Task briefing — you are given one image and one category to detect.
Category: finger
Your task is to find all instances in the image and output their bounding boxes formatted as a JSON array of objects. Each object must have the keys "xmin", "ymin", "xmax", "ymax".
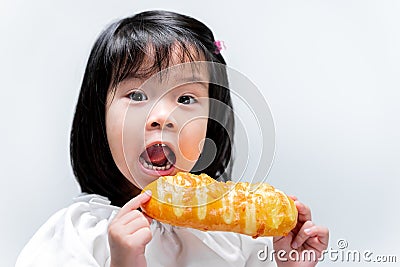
[
  {"xmin": 301, "ymin": 242, "xmax": 322, "ymax": 263},
  {"xmin": 291, "ymin": 220, "xmax": 314, "ymax": 249},
  {"xmin": 304, "ymin": 236, "xmax": 327, "ymax": 254},
  {"xmin": 143, "ymin": 213, "xmax": 153, "ymax": 224},
  {"xmin": 129, "ymin": 227, "xmax": 153, "ymax": 247},
  {"xmin": 115, "ymin": 191, "xmax": 152, "ymax": 220},
  {"xmin": 118, "ymin": 210, "xmax": 143, "ymax": 225},
  {"xmin": 303, "ymin": 226, "xmax": 330, "ymax": 248},
  {"xmin": 125, "ymin": 216, "xmax": 151, "ymax": 235},
  {"xmin": 273, "ymin": 236, "xmax": 285, "ymax": 243},
  {"xmin": 294, "ymin": 200, "xmax": 312, "ymax": 222}
]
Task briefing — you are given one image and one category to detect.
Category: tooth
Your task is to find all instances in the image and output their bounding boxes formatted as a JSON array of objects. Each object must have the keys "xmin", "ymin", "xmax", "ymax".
[{"xmin": 161, "ymin": 144, "xmax": 166, "ymax": 147}]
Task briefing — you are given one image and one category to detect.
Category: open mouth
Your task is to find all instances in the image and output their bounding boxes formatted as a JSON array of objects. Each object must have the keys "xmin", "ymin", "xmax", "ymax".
[{"xmin": 139, "ymin": 143, "xmax": 176, "ymax": 171}]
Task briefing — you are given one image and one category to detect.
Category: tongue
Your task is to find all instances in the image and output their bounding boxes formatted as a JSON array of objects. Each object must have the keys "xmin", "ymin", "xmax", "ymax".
[{"xmin": 142, "ymin": 145, "xmax": 170, "ymax": 166}]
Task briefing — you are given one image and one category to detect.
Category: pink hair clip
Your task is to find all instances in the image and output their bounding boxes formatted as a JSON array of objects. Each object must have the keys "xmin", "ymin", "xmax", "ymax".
[{"xmin": 213, "ymin": 40, "xmax": 226, "ymax": 54}]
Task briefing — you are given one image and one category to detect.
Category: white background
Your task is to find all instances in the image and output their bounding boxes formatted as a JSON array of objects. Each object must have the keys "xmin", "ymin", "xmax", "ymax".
[{"xmin": 1, "ymin": 0, "xmax": 399, "ymax": 266}]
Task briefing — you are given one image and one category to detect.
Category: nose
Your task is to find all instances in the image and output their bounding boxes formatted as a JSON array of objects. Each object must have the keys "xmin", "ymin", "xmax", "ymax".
[{"xmin": 146, "ymin": 102, "xmax": 177, "ymax": 131}]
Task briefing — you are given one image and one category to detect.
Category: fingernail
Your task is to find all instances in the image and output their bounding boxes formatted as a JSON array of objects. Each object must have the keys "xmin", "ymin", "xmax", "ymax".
[
  {"xmin": 144, "ymin": 190, "xmax": 152, "ymax": 196},
  {"xmin": 304, "ymin": 228, "xmax": 312, "ymax": 235},
  {"xmin": 292, "ymin": 242, "xmax": 298, "ymax": 249}
]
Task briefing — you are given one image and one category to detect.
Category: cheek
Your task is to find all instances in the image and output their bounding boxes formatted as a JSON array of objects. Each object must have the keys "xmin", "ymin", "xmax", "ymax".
[
  {"xmin": 123, "ymin": 108, "xmax": 147, "ymax": 161},
  {"xmin": 178, "ymin": 117, "xmax": 208, "ymax": 161},
  {"xmin": 106, "ymin": 107, "xmax": 125, "ymax": 170},
  {"xmin": 106, "ymin": 102, "xmax": 145, "ymax": 178}
]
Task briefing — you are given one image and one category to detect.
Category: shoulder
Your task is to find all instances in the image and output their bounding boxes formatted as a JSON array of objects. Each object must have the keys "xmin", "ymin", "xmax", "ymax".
[{"xmin": 16, "ymin": 194, "xmax": 119, "ymax": 267}]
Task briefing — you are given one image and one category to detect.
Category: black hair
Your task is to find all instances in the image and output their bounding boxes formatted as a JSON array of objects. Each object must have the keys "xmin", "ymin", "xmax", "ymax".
[{"xmin": 70, "ymin": 10, "xmax": 234, "ymax": 207}]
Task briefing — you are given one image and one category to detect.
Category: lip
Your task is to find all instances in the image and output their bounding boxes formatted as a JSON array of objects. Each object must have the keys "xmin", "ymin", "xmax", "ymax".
[
  {"xmin": 138, "ymin": 140, "xmax": 177, "ymax": 177},
  {"xmin": 144, "ymin": 140, "xmax": 176, "ymax": 152},
  {"xmin": 139, "ymin": 159, "xmax": 176, "ymax": 176}
]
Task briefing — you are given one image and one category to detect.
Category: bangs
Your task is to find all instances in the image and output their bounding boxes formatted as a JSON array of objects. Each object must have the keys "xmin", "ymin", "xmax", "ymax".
[{"xmin": 106, "ymin": 22, "xmax": 210, "ymax": 89}]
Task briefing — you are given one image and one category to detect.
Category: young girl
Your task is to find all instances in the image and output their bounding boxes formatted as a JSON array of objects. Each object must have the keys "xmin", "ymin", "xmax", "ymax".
[{"xmin": 16, "ymin": 10, "xmax": 328, "ymax": 267}]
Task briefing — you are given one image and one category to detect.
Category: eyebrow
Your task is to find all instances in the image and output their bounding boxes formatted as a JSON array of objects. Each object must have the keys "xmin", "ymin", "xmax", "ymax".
[
  {"xmin": 121, "ymin": 73, "xmax": 209, "ymax": 90},
  {"xmin": 178, "ymin": 75, "xmax": 209, "ymax": 89}
]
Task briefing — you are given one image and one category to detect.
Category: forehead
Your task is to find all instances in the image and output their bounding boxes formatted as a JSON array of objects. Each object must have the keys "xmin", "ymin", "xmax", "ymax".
[
  {"xmin": 135, "ymin": 43, "xmax": 208, "ymax": 76},
  {"xmin": 120, "ymin": 45, "xmax": 210, "ymax": 89},
  {"xmin": 126, "ymin": 63, "xmax": 209, "ymax": 85},
  {"xmin": 109, "ymin": 42, "xmax": 212, "ymax": 93}
]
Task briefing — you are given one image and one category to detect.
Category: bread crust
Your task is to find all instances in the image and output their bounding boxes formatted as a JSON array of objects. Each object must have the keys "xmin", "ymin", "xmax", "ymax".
[{"xmin": 141, "ymin": 172, "xmax": 297, "ymax": 238}]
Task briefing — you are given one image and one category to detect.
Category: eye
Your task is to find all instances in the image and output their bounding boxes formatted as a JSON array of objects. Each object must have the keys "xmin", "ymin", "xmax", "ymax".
[
  {"xmin": 177, "ymin": 95, "xmax": 197, "ymax": 105},
  {"xmin": 129, "ymin": 90, "xmax": 148, "ymax": 102}
]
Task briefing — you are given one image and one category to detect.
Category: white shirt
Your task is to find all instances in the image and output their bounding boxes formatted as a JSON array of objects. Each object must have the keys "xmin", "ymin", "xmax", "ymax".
[{"xmin": 16, "ymin": 194, "xmax": 277, "ymax": 267}]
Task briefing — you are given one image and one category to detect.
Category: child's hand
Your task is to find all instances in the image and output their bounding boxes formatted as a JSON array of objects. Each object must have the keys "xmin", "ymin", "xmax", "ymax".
[
  {"xmin": 108, "ymin": 192, "xmax": 153, "ymax": 267},
  {"xmin": 273, "ymin": 196, "xmax": 329, "ymax": 267}
]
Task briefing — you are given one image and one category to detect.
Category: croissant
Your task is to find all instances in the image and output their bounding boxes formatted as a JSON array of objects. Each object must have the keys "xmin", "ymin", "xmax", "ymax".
[{"xmin": 141, "ymin": 172, "xmax": 297, "ymax": 238}]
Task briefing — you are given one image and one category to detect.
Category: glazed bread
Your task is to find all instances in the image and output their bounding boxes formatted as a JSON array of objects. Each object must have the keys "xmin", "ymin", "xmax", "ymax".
[{"xmin": 141, "ymin": 172, "xmax": 297, "ymax": 238}]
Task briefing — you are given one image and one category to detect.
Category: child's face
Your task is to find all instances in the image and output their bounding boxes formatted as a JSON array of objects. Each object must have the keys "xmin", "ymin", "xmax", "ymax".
[{"xmin": 106, "ymin": 62, "xmax": 209, "ymax": 190}]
